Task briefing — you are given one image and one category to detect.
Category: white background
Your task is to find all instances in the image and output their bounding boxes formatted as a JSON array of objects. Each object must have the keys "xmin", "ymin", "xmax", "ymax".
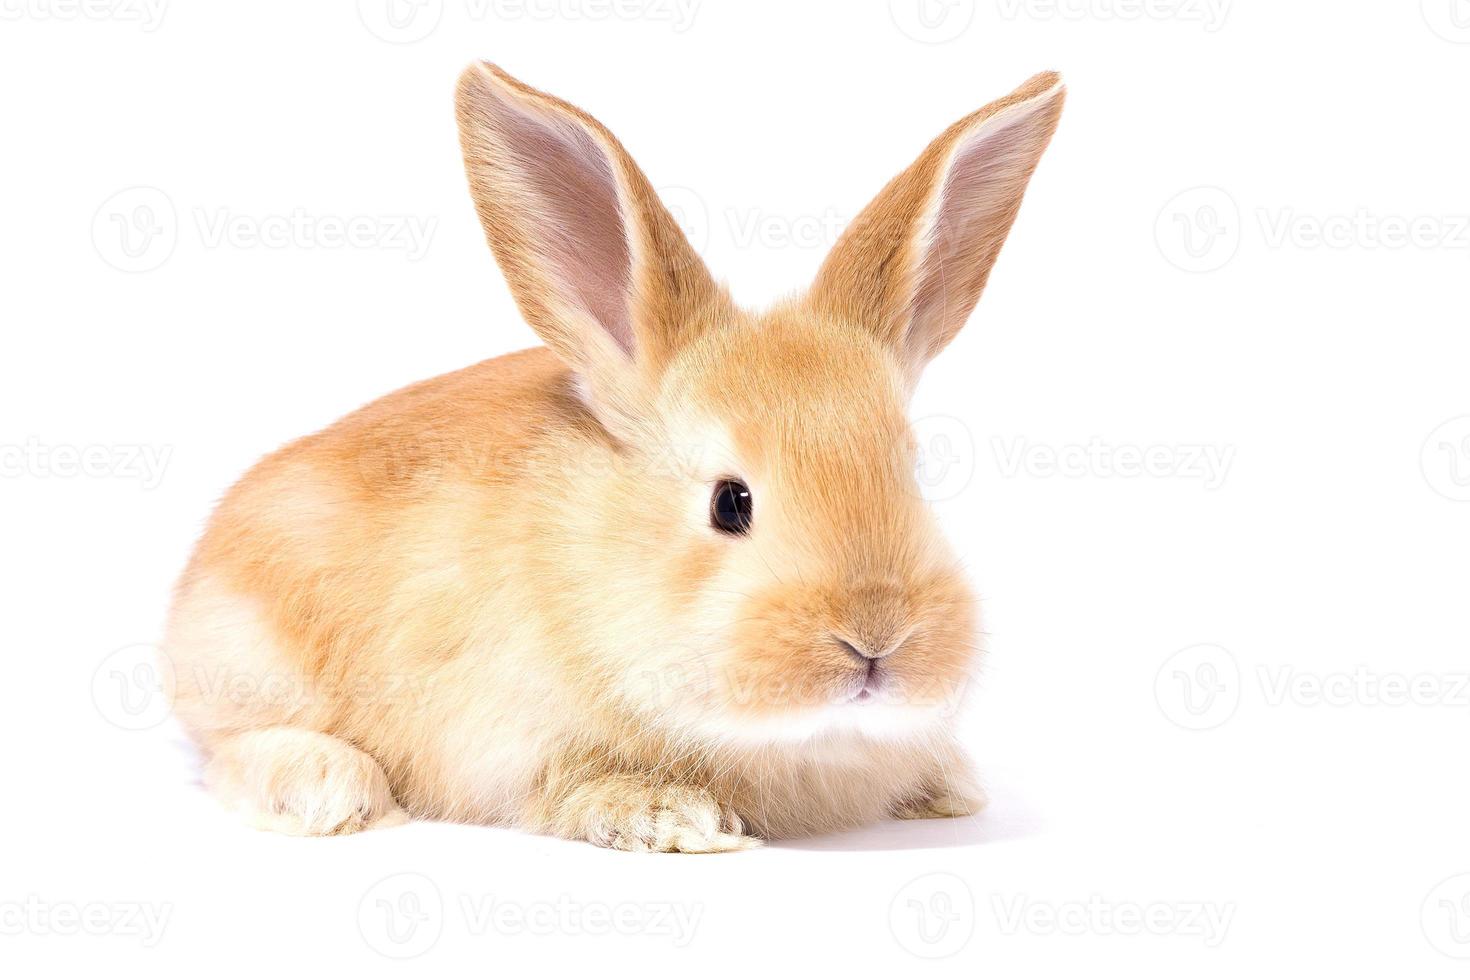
[{"xmin": 3, "ymin": 0, "xmax": 1469, "ymax": 975}]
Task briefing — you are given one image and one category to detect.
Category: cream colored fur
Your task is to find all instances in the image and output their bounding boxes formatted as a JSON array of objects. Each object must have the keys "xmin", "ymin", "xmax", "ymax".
[{"xmin": 162, "ymin": 63, "xmax": 1064, "ymax": 851}]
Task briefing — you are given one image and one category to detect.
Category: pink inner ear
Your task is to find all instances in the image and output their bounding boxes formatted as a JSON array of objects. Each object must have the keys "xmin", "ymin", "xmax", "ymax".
[
  {"xmin": 909, "ymin": 103, "xmax": 1050, "ymax": 365},
  {"xmin": 494, "ymin": 97, "xmax": 634, "ymax": 354}
]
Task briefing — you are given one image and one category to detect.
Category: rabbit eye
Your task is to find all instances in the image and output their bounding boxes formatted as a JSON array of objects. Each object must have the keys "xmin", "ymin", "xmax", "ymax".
[{"xmin": 710, "ymin": 479, "xmax": 753, "ymax": 536}]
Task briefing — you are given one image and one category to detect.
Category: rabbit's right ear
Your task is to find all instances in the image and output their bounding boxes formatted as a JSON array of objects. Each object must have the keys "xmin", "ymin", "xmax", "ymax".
[{"xmin": 456, "ymin": 63, "xmax": 721, "ymax": 434}]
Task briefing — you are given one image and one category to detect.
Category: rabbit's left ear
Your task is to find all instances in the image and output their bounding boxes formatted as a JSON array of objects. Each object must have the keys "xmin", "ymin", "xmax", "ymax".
[{"xmin": 806, "ymin": 73, "xmax": 1065, "ymax": 387}]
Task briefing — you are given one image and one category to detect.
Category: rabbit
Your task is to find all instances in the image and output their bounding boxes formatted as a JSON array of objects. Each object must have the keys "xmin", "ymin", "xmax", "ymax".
[{"xmin": 161, "ymin": 62, "xmax": 1064, "ymax": 851}]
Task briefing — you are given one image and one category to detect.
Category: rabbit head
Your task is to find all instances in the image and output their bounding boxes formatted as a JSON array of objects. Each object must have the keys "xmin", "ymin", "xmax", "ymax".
[{"xmin": 456, "ymin": 63, "xmax": 1064, "ymax": 745}]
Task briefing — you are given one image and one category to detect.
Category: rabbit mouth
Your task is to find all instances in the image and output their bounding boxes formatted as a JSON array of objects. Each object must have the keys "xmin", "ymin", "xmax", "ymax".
[{"xmin": 849, "ymin": 663, "xmax": 889, "ymax": 704}]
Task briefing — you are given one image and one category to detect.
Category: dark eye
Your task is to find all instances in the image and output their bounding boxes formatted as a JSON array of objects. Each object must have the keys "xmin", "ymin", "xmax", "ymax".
[{"xmin": 710, "ymin": 479, "xmax": 753, "ymax": 536}]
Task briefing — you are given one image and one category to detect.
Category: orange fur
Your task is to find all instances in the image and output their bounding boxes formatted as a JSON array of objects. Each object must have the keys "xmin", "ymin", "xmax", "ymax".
[{"xmin": 163, "ymin": 63, "xmax": 1065, "ymax": 850}]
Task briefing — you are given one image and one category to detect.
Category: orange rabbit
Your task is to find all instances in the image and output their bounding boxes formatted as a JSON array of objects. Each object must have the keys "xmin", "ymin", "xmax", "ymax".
[{"xmin": 163, "ymin": 63, "xmax": 1065, "ymax": 851}]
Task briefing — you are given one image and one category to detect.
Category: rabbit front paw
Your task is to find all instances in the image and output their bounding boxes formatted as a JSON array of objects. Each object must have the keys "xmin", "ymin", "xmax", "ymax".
[
  {"xmin": 552, "ymin": 778, "xmax": 760, "ymax": 853},
  {"xmin": 892, "ymin": 785, "xmax": 988, "ymax": 820},
  {"xmin": 204, "ymin": 727, "xmax": 407, "ymax": 836}
]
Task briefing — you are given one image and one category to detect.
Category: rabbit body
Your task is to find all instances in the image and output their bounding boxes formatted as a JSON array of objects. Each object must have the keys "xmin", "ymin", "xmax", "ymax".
[{"xmin": 163, "ymin": 63, "xmax": 1064, "ymax": 850}]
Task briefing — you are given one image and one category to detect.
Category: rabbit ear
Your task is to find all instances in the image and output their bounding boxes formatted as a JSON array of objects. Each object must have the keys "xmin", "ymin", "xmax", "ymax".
[
  {"xmin": 456, "ymin": 62, "xmax": 720, "ymax": 428},
  {"xmin": 806, "ymin": 72, "xmax": 1065, "ymax": 387}
]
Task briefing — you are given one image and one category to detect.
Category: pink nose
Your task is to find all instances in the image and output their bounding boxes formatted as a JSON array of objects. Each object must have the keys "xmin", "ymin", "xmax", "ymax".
[
  {"xmin": 834, "ymin": 635, "xmax": 892, "ymax": 661},
  {"xmin": 834, "ymin": 582, "xmax": 911, "ymax": 659}
]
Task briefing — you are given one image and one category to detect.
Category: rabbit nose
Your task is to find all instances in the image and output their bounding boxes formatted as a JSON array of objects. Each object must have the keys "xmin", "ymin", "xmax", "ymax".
[
  {"xmin": 834, "ymin": 635, "xmax": 897, "ymax": 662},
  {"xmin": 835, "ymin": 582, "xmax": 911, "ymax": 660}
]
